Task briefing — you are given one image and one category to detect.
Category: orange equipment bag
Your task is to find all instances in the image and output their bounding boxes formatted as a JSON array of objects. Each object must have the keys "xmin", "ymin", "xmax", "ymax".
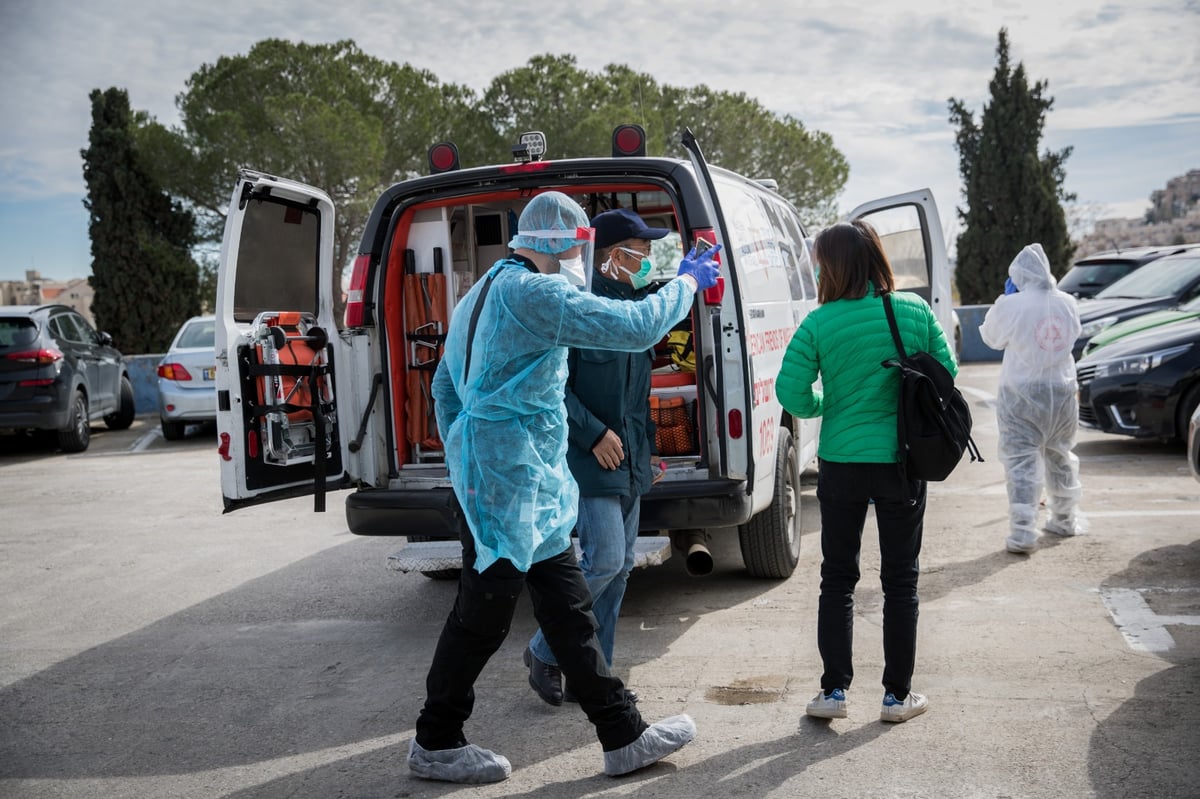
[{"xmin": 650, "ymin": 394, "xmax": 695, "ymax": 456}]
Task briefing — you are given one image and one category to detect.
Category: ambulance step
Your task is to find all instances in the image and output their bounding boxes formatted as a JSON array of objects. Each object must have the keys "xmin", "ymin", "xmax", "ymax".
[{"xmin": 387, "ymin": 536, "xmax": 673, "ymax": 573}]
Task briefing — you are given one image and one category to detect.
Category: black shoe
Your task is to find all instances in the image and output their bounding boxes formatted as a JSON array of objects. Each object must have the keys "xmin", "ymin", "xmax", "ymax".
[
  {"xmin": 523, "ymin": 647, "xmax": 563, "ymax": 706},
  {"xmin": 563, "ymin": 684, "xmax": 638, "ymax": 705}
]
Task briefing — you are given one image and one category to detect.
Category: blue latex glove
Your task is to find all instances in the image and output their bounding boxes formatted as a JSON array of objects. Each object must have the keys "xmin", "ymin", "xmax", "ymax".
[
  {"xmin": 1004, "ymin": 276, "xmax": 1019, "ymax": 295},
  {"xmin": 677, "ymin": 243, "xmax": 722, "ymax": 290}
]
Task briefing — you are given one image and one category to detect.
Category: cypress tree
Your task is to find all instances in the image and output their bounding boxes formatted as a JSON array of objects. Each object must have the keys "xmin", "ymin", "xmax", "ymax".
[
  {"xmin": 948, "ymin": 29, "xmax": 1075, "ymax": 305},
  {"xmin": 82, "ymin": 87, "xmax": 200, "ymax": 353}
]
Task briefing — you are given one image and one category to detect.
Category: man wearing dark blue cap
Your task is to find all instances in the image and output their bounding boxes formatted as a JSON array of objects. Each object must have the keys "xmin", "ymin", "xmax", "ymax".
[{"xmin": 524, "ymin": 207, "xmax": 673, "ymax": 706}]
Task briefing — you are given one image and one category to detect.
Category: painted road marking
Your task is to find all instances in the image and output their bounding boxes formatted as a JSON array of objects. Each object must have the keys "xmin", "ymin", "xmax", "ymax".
[{"xmin": 1099, "ymin": 587, "xmax": 1200, "ymax": 653}]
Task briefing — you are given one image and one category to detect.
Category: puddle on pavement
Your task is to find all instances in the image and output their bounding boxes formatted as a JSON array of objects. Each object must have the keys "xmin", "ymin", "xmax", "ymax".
[{"xmin": 705, "ymin": 675, "xmax": 787, "ymax": 705}]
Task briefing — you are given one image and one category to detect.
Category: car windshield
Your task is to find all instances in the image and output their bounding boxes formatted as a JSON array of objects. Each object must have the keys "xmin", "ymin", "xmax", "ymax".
[
  {"xmin": 1095, "ymin": 256, "xmax": 1200, "ymax": 300},
  {"xmin": 176, "ymin": 319, "xmax": 216, "ymax": 349},
  {"xmin": 0, "ymin": 317, "xmax": 39, "ymax": 350},
  {"xmin": 1058, "ymin": 262, "xmax": 1132, "ymax": 291}
]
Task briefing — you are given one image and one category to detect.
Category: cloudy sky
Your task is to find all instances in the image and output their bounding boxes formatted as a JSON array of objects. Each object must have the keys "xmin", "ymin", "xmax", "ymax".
[{"xmin": 1, "ymin": 0, "xmax": 1197, "ymax": 282}]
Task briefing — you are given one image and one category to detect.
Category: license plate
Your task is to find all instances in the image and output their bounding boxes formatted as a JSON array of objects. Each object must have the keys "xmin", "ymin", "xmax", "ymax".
[{"xmin": 203, "ymin": 367, "xmax": 216, "ymax": 380}]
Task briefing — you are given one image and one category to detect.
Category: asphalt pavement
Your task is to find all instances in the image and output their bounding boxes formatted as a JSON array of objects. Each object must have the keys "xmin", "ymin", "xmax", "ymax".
[{"xmin": 0, "ymin": 363, "xmax": 1197, "ymax": 798}]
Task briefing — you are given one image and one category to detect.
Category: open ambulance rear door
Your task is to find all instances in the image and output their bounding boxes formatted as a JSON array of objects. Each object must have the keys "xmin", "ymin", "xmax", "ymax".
[
  {"xmin": 214, "ymin": 170, "xmax": 350, "ymax": 513},
  {"xmin": 848, "ymin": 190, "xmax": 954, "ymax": 343}
]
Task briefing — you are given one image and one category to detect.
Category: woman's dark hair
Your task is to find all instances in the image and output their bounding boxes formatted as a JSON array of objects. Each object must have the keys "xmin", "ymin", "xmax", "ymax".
[{"xmin": 812, "ymin": 220, "xmax": 896, "ymax": 304}]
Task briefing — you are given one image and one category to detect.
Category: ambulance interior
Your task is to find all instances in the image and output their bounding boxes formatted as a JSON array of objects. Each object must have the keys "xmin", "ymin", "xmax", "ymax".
[{"xmin": 381, "ymin": 187, "xmax": 707, "ymax": 475}]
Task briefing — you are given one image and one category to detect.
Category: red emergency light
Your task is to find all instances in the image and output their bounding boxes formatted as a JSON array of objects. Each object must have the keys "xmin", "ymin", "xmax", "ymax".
[
  {"xmin": 612, "ymin": 124, "xmax": 646, "ymax": 157},
  {"xmin": 428, "ymin": 142, "xmax": 460, "ymax": 174},
  {"xmin": 344, "ymin": 253, "xmax": 371, "ymax": 328}
]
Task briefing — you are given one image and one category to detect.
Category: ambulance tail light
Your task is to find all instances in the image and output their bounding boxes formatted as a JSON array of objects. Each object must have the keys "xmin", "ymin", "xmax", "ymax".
[
  {"xmin": 344, "ymin": 254, "xmax": 370, "ymax": 328},
  {"xmin": 428, "ymin": 142, "xmax": 460, "ymax": 174},
  {"xmin": 728, "ymin": 409, "xmax": 744, "ymax": 439},
  {"xmin": 612, "ymin": 124, "xmax": 647, "ymax": 157}
]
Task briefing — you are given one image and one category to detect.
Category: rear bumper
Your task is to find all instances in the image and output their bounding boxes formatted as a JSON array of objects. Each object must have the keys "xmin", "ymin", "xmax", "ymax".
[
  {"xmin": 345, "ymin": 477, "xmax": 750, "ymax": 537},
  {"xmin": 0, "ymin": 394, "xmax": 72, "ymax": 431},
  {"xmin": 158, "ymin": 380, "xmax": 217, "ymax": 421}
]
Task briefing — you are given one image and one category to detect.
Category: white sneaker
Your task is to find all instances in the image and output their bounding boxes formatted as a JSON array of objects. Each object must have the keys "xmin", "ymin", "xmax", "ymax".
[
  {"xmin": 880, "ymin": 691, "xmax": 928, "ymax": 723},
  {"xmin": 805, "ymin": 688, "xmax": 847, "ymax": 719}
]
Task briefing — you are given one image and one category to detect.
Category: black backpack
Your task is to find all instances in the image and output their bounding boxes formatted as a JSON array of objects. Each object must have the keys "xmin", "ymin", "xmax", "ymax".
[{"xmin": 881, "ymin": 293, "xmax": 982, "ymax": 481}]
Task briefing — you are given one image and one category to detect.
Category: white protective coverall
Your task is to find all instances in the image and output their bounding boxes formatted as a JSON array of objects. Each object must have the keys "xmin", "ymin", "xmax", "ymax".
[{"xmin": 979, "ymin": 244, "xmax": 1085, "ymax": 551}]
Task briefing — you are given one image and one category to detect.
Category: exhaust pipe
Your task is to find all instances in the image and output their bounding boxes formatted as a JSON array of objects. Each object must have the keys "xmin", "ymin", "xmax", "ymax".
[{"xmin": 672, "ymin": 530, "xmax": 713, "ymax": 576}]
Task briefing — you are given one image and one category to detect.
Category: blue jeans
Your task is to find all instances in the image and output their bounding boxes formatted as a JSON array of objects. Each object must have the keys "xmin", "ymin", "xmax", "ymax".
[
  {"xmin": 530, "ymin": 493, "xmax": 640, "ymax": 668},
  {"xmin": 815, "ymin": 459, "xmax": 925, "ymax": 700}
]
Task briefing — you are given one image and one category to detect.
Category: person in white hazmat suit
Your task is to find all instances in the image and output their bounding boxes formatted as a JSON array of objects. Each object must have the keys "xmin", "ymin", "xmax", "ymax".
[
  {"xmin": 979, "ymin": 243, "xmax": 1086, "ymax": 554},
  {"xmin": 407, "ymin": 191, "xmax": 721, "ymax": 784}
]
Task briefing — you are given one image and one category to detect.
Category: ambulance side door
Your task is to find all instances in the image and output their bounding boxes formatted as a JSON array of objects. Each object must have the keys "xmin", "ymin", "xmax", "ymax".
[
  {"xmin": 847, "ymin": 189, "xmax": 954, "ymax": 342},
  {"xmin": 214, "ymin": 170, "xmax": 350, "ymax": 512}
]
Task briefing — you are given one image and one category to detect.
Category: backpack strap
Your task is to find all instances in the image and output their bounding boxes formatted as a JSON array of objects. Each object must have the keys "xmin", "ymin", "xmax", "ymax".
[
  {"xmin": 882, "ymin": 292, "xmax": 907, "ymax": 359},
  {"xmin": 463, "ymin": 268, "xmax": 498, "ymax": 384}
]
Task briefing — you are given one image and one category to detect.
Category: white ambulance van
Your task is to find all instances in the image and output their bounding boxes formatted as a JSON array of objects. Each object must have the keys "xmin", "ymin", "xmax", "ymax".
[{"xmin": 214, "ymin": 126, "xmax": 952, "ymax": 579}]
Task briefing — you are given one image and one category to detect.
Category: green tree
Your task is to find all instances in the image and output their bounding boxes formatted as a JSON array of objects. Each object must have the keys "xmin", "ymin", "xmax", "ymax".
[
  {"xmin": 481, "ymin": 54, "xmax": 847, "ymax": 224},
  {"xmin": 138, "ymin": 39, "xmax": 490, "ymax": 321},
  {"xmin": 82, "ymin": 87, "xmax": 199, "ymax": 354},
  {"xmin": 948, "ymin": 29, "xmax": 1075, "ymax": 304}
]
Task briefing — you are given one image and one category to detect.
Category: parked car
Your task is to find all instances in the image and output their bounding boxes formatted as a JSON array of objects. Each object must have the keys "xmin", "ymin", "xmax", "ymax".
[
  {"xmin": 0, "ymin": 304, "xmax": 134, "ymax": 452},
  {"xmin": 1081, "ymin": 294, "xmax": 1200, "ymax": 358},
  {"xmin": 157, "ymin": 315, "xmax": 217, "ymax": 440},
  {"xmin": 1188, "ymin": 402, "xmax": 1200, "ymax": 482},
  {"xmin": 212, "ymin": 126, "xmax": 955, "ymax": 580},
  {"xmin": 1076, "ymin": 315, "xmax": 1200, "ymax": 441},
  {"xmin": 1073, "ymin": 252, "xmax": 1200, "ymax": 359},
  {"xmin": 1058, "ymin": 243, "xmax": 1200, "ymax": 299}
]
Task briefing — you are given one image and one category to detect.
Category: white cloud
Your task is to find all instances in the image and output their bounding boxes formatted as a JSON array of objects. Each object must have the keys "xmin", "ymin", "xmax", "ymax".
[{"xmin": 0, "ymin": 0, "xmax": 1197, "ymax": 280}]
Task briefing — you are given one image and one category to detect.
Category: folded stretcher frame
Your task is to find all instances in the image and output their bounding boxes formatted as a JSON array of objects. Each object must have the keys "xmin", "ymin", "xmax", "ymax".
[
  {"xmin": 403, "ymin": 247, "xmax": 448, "ymax": 463},
  {"xmin": 248, "ymin": 310, "xmax": 336, "ymax": 510}
]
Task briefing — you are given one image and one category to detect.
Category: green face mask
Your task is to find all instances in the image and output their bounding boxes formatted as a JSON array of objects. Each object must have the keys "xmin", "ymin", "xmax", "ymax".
[{"xmin": 615, "ymin": 247, "xmax": 654, "ymax": 289}]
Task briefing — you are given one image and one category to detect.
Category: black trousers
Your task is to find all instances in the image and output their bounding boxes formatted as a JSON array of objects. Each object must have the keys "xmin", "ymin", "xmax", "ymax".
[
  {"xmin": 815, "ymin": 459, "xmax": 926, "ymax": 699},
  {"xmin": 415, "ymin": 527, "xmax": 647, "ymax": 752}
]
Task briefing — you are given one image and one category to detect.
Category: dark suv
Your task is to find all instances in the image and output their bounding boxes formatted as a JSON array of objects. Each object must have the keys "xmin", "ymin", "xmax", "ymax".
[
  {"xmin": 0, "ymin": 304, "xmax": 135, "ymax": 452},
  {"xmin": 1058, "ymin": 243, "xmax": 1200, "ymax": 299}
]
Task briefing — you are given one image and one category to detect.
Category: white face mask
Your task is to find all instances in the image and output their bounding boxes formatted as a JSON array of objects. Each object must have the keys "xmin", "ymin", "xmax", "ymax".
[{"xmin": 557, "ymin": 255, "xmax": 587, "ymax": 287}]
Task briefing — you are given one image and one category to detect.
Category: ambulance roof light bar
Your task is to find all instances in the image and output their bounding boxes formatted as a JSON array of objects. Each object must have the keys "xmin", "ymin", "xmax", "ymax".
[{"xmin": 512, "ymin": 131, "xmax": 547, "ymax": 163}]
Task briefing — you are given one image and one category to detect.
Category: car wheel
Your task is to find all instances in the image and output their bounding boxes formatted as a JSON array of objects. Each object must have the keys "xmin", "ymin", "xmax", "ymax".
[
  {"xmin": 737, "ymin": 425, "xmax": 802, "ymax": 578},
  {"xmin": 104, "ymin": 376, "xmax": 136, "ymax": 430},
  {"xmin": 161, "ymin": 418, "xmax": 187, "ymax": 441},
  {"xmin": 1176, "ymin": 383, "xmax": 1200, "ymax": 444},
  {"xmin": 58, "ymin": 391, "xmax": 90, "ymax": 453},
  {"xmin": 406, "ymin": 535, "xmax": 462, "ymax": 581}
]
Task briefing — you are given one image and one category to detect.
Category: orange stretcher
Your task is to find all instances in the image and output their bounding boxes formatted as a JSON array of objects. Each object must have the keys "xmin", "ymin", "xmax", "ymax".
[{"xmin": 402, "ymin": 248, "xmax": 448, "ymax": 462}]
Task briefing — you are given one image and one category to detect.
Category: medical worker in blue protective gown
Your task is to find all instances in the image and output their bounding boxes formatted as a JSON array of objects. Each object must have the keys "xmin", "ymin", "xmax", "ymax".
[
  {"xmin": 407, "ymin": 191, "xmax": 721, "ymax": 784},
  {"xmin": 979, "ymin": 243, "xmax": 1086, "ymax": 554}
]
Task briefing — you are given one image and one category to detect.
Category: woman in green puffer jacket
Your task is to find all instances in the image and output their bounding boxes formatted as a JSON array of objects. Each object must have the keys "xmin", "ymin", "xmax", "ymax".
[{"xmin": 776, "ymin": 220, "xmax": 955, "ymax": 725}]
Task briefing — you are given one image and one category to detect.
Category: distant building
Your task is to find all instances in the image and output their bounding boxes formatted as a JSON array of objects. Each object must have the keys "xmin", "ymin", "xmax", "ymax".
[
  {"xmin": 1075, "ymin": 169, "xmax": 1200, "ymax": 260},
  {"xmin": 0, "ymin": 270, "xmax": 96, "ymax": 326}
]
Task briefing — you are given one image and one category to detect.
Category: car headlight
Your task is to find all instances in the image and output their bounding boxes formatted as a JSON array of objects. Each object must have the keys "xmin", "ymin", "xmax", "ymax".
[
  {"xmin": 1080, "ymin": 315, "xmax": 1119, "ymax": 339},
  {"xmin": 1093, "ymin": 344, "xmax": 1192, "ymax": 379}
]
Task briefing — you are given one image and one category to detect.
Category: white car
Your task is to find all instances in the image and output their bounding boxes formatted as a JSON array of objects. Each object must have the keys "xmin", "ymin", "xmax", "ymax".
[{"xmin": 157, "ymin": 315, "xmax": 217, "ymax": 439}]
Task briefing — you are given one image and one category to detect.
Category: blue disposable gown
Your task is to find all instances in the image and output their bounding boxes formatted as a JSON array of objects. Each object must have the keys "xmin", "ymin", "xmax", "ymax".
[{"xmin": 431, "ymin": 257, "xmax": 696, "ymax": 572}]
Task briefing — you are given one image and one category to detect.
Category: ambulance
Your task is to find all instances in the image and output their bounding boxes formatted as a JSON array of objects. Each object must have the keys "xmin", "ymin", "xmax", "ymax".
[{"xmin": 214, "ymin": 126, "xmax": 952, "ymax": 579}]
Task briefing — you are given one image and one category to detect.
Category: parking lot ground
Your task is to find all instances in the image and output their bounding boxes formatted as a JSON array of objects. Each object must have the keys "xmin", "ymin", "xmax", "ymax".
[{"xmin": 0, "ymin": 362, "xmax": 1197, "ymax": 798}]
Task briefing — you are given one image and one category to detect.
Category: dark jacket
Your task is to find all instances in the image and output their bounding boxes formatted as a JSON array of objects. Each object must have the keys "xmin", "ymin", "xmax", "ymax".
[{"xmin": 564, "ymin": 271, "xmax": 656, "ymax": 497}]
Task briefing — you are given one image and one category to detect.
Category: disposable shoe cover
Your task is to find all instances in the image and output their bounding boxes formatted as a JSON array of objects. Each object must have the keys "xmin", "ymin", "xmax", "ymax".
[
  {"xmin": 603, "ymin": 714, "xmax": 696, "ymax": 776},
  {"xmin": 407, "ymin": 738, "xmax": 511, "ymax": 783}
]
